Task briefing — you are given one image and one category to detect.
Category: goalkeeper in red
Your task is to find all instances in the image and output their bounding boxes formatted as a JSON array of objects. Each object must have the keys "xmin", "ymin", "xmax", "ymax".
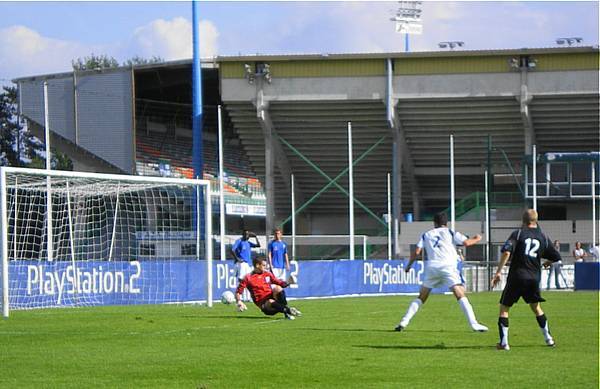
[{"xmin": 235, "ymin": 257, "xmax": 302, "ymax": 320}]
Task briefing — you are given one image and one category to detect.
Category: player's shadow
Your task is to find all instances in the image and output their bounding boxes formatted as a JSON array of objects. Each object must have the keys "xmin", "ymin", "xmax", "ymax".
[
  {"xmin": 299, "ymin": 327, "xmax": 467, "ymax": 334},
  {"xmin": 354, "ymin": 344, "xmax": 490, "ymax": 350},
  {"xmin": 300, "ymin": 327, "xmax": 392, "ymax": 333},
  {"xmin": 181, "ymin": 315, "xmax": 269, "ymax": 320}
]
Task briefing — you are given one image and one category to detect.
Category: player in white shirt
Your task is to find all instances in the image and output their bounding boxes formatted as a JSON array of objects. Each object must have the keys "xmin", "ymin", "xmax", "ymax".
[{"xmin": 395, "ymin": 212, "xmax": 488, "ymax": 332}]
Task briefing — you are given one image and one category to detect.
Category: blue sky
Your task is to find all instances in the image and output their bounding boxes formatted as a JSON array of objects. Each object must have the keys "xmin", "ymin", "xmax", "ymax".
[{"xmin": 0, "ymin": 1, "xmax": 598, "ymax": 84}]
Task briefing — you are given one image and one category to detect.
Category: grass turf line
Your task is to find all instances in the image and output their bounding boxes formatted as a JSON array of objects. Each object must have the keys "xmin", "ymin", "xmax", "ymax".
[{"xmin": 0, "ymin": 291, "xmax": 597, "ymax": 388}]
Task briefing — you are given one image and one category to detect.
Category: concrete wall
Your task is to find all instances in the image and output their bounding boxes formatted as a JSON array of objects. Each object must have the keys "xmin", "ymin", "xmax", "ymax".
[{"xmin": 221, "ymin": 76, "xmax": 387, "ymax": 102}]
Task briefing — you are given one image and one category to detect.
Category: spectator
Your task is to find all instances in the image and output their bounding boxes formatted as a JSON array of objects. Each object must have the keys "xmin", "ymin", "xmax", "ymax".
[
  {"xmin": 590, "ymin": 244, "xmax": 600, "ymax": 261},
  {"xmin": 573, "ymin": 241, "xmax": 587, "ymax": 262},
  {"xmin": 546, "ymin": 240, "xmax": 569, "ymax": 290}
]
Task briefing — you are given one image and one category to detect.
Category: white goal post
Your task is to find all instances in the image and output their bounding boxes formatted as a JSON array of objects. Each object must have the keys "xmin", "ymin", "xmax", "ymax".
[{"xmin": 0, "ymin": 167, "xmax": 213, "ymax": 318}]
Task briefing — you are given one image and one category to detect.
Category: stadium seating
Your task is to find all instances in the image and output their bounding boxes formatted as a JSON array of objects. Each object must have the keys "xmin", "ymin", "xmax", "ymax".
[{"xmin": 135, "ymin": 131, "xmax": 264, "ymax": 201}]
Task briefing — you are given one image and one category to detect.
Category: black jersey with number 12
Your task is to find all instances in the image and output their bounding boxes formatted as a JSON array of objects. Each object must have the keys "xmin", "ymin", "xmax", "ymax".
[{"xmin": 501, "ymin": 226, "xmax": 562, "ymax": 280}]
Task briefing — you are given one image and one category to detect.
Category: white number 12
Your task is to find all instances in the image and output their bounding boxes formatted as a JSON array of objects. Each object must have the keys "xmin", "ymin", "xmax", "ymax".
[{"xmin": 524, "ymin": 238, "xmax": 540, "ymax": 258}]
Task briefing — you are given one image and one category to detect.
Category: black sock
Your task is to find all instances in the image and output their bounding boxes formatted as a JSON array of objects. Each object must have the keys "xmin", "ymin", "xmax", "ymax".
[
  {"xmin": 536, "ymin": 314, "xmax": 547, "ymax": 328},
  {"xmin": 276, "ymin": 290, "xmax": 288, "ymax": 306},
  {"xmin": 271, "ymin": 301, "xmax": 291, "ymax": 315},
  {"xmin": 498, "ymin": 317, "xmax": 509, "ymax": 344}
]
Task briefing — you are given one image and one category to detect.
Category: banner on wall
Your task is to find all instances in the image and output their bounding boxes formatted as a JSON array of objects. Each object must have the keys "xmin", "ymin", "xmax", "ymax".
[{"xmin": 8, "ymin": 259, "xmax": 443, "ymax": 309}]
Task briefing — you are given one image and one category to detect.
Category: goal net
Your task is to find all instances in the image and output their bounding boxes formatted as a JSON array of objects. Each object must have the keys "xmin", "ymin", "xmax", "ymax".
[{"xmin": 1, "ymin": 167, "xmax": 213, "ymax": 317}]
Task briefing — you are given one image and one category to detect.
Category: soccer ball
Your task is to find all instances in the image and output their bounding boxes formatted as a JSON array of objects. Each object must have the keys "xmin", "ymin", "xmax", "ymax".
[{"xmin": 221, "ymin": 290, "xmax": 235, "ymax": 305}]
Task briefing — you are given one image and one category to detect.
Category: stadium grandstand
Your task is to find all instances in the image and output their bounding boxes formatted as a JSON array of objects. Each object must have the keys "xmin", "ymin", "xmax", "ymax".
[{"xmin": 12, "ymin": 46, "xmax": 599, "ymax": 259}]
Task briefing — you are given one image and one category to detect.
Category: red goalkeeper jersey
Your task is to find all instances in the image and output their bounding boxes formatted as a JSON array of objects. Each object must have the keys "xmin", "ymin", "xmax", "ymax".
[{"xmin": 236, "ymin": 271, "xmax": 287, "ymax": 306}]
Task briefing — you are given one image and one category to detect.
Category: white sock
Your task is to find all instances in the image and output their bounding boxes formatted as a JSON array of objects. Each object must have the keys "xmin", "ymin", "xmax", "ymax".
[
  {"xmin": 536, "ymin": 315, "xmax": 552, "ymax": 341},
  {"xmin": 500, "ymin": 321, "xmax": 509, "ymax": 346},
  {"xmin": 400, "ymin": 298, "xmax": 422, "ymax": 327},
  {"xmin": 458, "ymin": 297, "xmax": 479, "ymax": 326}
]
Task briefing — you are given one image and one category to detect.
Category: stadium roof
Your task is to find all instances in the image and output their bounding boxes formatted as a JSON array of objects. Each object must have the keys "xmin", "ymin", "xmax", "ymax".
[
  {"xmin": 12, "ymin": 46, "xmax": 598, "ymax": 83},
  {"xmin": 216, "ymin": 46, "xmax": 598, "ymax": 61},
  {"xmin": 13, "ymin": 46, "xmax": 600, "ymax": 228}
]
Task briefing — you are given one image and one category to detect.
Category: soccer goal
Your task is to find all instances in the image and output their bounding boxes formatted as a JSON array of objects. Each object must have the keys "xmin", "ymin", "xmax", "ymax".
[{"xmin": 0, "ymin": 167, "xmax": 213, "ymax": 318}]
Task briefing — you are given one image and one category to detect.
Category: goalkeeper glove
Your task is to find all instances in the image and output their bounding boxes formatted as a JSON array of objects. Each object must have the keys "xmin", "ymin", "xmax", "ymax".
[{"xmin": 236, "ymin": 301, "xmax": 247, "ymax": 312}]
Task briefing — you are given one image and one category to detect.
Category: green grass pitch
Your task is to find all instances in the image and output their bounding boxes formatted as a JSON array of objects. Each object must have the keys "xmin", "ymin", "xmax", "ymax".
[{"xmin": 1, "ymin": 291, "xmax": 597, "ymax": 388}]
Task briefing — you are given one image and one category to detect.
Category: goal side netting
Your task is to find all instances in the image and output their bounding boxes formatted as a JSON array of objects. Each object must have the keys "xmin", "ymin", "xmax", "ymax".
[{"xmin": 0, "ymin": 167, "xmax": 213, "ymax": 318}]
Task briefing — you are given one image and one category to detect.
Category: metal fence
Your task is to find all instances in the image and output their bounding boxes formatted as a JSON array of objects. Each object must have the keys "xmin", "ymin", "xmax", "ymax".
[{"xmin": 462, "ymin": 261, "xmax": 575, "ymax": 292}]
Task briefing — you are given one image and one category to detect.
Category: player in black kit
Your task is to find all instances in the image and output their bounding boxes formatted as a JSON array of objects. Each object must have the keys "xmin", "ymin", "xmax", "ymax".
[{"xmin": 491, "ymin": 209, "xmax": 561, "ymax": 350}]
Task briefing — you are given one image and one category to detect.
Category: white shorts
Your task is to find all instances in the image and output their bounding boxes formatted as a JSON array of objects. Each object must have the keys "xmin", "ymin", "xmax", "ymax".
[
  {"xmin": 422, "ymin": 265, "xmax": 463, "ymax": 290},
  {"xmin": 271, "ymin": 267, "xmax": 287, "ymax": 282},
  {"xmin": 235, "ymin": 261, "xmax": 252, "ymax": 280}
]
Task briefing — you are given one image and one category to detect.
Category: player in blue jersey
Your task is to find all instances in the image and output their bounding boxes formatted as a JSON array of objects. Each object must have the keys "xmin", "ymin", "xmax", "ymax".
[
  {"xmin": 268, "ymin": 228, "xmax": 290, "ymax": 282},
  {"xmin": 232, "ymin": 230, "xmax": 261, "ymax": 301},
  {"xmin": 395, "ymin": 212, "xmax": 488, "ymax": 332}
]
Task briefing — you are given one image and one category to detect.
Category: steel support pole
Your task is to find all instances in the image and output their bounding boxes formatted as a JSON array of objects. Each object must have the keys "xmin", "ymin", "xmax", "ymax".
[
  {"xmin": 218, "ymin": 105, "xmax": 226, "ymax": 261},
  {"xmin": 348, "ymin": 122, "xmax": 355, "ymax": 261},
  {"xmin": 450, "ymin": 134, "xmax": 455, "ymax": 231},
  {"xmin": 387, "ymin": 173, "xmax": 392, "ymax": 260},
  {"xmin": 592, "ymin": 162, "xmax": 596, "ymax": 250},
  {"xmin": 43, "ymin": 81, "xmax": 53, "ymax": 262},
  {"xmin": 533, "ymin": 144, "xmax": 537, "ymax": 211},
  {"xmin": 291, "ymin": 174, "xmax": 296, "ymax": 261}
]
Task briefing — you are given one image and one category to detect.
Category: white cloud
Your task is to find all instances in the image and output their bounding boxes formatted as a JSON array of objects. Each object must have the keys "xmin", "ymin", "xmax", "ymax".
[
  {"xmin": 130, "ymin": 17, "xmax": 218, "ymax": 60},
  {"xmin": 0, "ymin": 17, "xmax": 220, "ymax": 85},
  {"xmin": 0, "ymin": 25, "xmax": 90, "ymax": 81}
]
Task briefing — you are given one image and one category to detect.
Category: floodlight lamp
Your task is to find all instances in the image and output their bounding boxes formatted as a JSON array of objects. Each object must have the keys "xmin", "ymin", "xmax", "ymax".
[
  {"xmin": 508, "ymin": 57, "xmax": 520, "ymax": 69},
  {"xmin": 244, "ymin": 63, "xmax": 255, "ymax": 84},
  {"xmin": 556, "ymin": 37, "xmax": 583, "ymax": 46},
  {"xmin": 438, "ymin": 41, "xmax": 464, "ymax": 50}
]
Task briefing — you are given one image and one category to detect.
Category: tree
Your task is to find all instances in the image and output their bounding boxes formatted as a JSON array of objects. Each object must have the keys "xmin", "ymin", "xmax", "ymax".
[
  {"xmin": 124, "ymin": 55, "xmax": 164, "ymax": 67},
  {"xmin": 0, "ymin": 85, "xmax": 73, "ymax": 170},
  {"xmin": 72, "ymin": 54, "xmax": 119, "ymax": 71},
  {"xmin": 0, "ymin": 86, "xmax": 23, "ymax": 166}
]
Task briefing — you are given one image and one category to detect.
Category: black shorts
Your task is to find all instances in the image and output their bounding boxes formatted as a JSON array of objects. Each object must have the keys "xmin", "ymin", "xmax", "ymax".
[
  {"xmin": 258, "ymin": 296, "xmax": 277, "ymax": 315},
  {"xmin": 500, "ymin": 277, "xmax": 546, "ymax": 307}
]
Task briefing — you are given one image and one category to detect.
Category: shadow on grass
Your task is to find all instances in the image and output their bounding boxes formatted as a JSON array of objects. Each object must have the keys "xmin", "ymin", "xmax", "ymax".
[
  {"xmin": 181, "ymin": 315, "xmax": 275, "ymax": 320},
  {"xmin": 298, "ymin": 327, "xmax": 468, "ymax": 334},
  {"xmin": 353, "ymin": 344, "xmax": 491, "ymax": 350}
]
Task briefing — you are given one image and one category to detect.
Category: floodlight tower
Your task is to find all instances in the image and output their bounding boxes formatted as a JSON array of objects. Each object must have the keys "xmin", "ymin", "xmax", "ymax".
[{"xmin": 390, "ymin": 1, "xmax": 423, "ymax": 52}]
